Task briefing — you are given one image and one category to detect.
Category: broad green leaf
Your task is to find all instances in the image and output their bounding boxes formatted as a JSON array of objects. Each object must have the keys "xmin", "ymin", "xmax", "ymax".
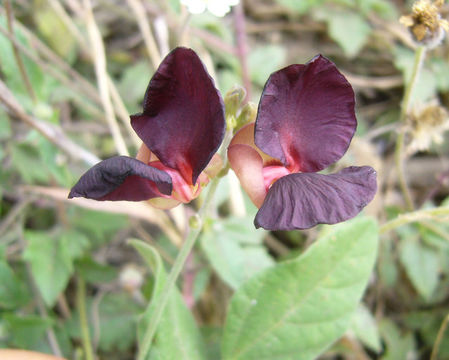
[
  {"xmin": 201, "ymin": 217, "xmax": 274, "ymax": 289},
  {"xmin": 98, "ymin": 293, "xmax": 142, "ymax": 352},
  {"xmin": 399, "ymin": 238, "xmax": 439, "ymax": 300},
  {"xmin": 248, "ymin": 45, "xmax": 286, "ymax": 87},
  {"xmin": 350, "ymin": 304, "xmax": 382, "ymax": 353},
  {"xmin": 0, "ymin": 112, "xmax": 11, "ymax": 140},
  {"xmin": 75, "ymin": 256, "xmax": 118, "ymax": 284},
  {"xmin": 379, "ymin": 319, "xmax": 416, "ymax": 360},
  {"xmin": 221, "ymin": 217, "xmax": 379, "ymax": 360},
  {"xmin": 0, "ymin": 16, "xmax": 55, "ymax": 107},
  {"xmin": 0, "ymin": 259, "xmax": 29, "ymax": 309},
  {"xmin": 3, "ymin": 314, "xmax": 52, "ymax": 349},
  {"xmin": 130, "ymin": 240, "xmax": 207, "ymax": 360},
  {"xmin": 11, "ymin": 142, "xmax": 50, "ymax": 184},
  {"xmin": 69, "ymin": 208, "xmax": 128, "ymax": 245},
  {"xmin": 23, "ymin": 230, "xmax": 88, "ymax": 306},
  {"xmin": 325, "ymin": 11, "xmax": 371, "ymax": 57},
  {"xmin": 118, "ymin": 61, "xmax": 152, "ymax": 113},
  {"xmin": 33, "ymin": 0, "xmax": 77, "ymax": 60}
]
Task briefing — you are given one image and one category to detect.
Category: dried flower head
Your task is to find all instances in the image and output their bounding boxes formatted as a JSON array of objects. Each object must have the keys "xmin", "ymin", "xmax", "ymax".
[
  {"xmin": 406, "ymin": 102, "xmax": 449, "ymax": 154},
  {"xmin": 400, "ymin": 0, "xmax": 449, "ymax": 48}
]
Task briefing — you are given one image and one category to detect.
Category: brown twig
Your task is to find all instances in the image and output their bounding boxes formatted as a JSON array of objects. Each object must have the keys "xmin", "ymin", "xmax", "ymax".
[
  {"xmin": 4, "ymin": 0, "xmax": 37, "ymax": 103},
  {"xmin": 0, "ymin": 23, "xmax": 104, "ymax": 119},
  {"xmin": 83, "ymin": 0, "xmax": 129, "ymax": 156},
  {"xmin": 126, "ymin": 0, "xmax": 162, "ymax": 69},
  {"xmin": 0, "ymin": 79, "xmax": 100, "ymax": 166}
]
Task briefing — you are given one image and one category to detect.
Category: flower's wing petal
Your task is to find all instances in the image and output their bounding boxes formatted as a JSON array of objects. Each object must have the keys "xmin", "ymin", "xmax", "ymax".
[
  {"xmin": 255, "ymin": 166, "xmax": 377, "ymax": 230},
  {"xmin": 131, "ymin": 47, "xmax": 225, "ymax": 185},
  {"xmin": 68, "ymin": 156, "xmax": 172, "ymax": 201},
  {"xmin": 228, "ymin": 144, "xmax": 267, "ymax": 208},
  {"xmin": 255, "ymin": 55, "xmax": 356, "ymax": 172}
]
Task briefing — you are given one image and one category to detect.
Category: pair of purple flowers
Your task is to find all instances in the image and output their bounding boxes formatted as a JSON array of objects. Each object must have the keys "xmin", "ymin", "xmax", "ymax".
[{"xmin": 69, "ymin": 47, "xmax": 377, "ymax": 231}]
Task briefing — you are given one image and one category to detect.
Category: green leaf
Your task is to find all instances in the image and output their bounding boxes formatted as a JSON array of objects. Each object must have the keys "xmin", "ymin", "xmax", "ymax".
[
  {"xmin": 325, "ymin": 11, "xmax": 371, "ymax": 57},
  {"xmin": 379, "ymin": 319, "xmax": 416, "ymax": 360},
  {"xmin": 350, "ymin": 304, "xmax": 382, "ymax": 353},
  {"xmin": 0, "ymin": 112, "xmax": 11, "ymax": 140},
  {"xmin": 118, "ymin": 61, "xmax": 152, "ymax": 113},
  {"xmin": 201, "ymin": 217, "xmax": 274, "ymax": 289},
  {"xmin": 3, "ymin": 314, "xmax": 52, "ymax": 349},
  {"xmin": 130, "ymin": 239, "xmax": 207, "ymax": 360},
  {"xmin": 75, "ymin": 256, "xmax": 118, "ymax": 284},
  {"xmin": 11, "ymin": 142, "xmax": 50, "ymax": 184},
  {"xmin": 33, "ymin": 0, "xmax": 77, "ymax": 61},
  {"xmin": 248, "ymin": 45, "xmax": 286, "ymax": 87},
  {"xmin": 399, "ymin": 238, "xmax": 440, "ymax": 300},
  {"xmin": 69, "ymin": 208, "xmax": 128, "ymax": 245},
  {"xmin": 221, "ymin": 217, "xmax": 379, "ymax": 360},
  {"xmin": 0, "ymin": 259, "xmax": 29, "ymax": 309},
  {"xmin": 97, "ymin": 293, "xmax": 142, "ymax": 352},
  {"xmin": 23, "ymin": 230, "xmax": 88, "ymax": 306}
]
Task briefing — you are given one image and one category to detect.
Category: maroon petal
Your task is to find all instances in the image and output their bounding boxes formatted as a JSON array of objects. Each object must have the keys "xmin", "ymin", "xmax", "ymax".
[
  {"xmin": 255, "ymin": 55, "xmax": 356, "ymax": 173},
  {"xmin": 131, "ymin": 47, "xmax": 225, "ymax": 185},
  {"xmin": 68, "ymin": 156, "xmax": 172, "ymax": 201},
  {"xmin": 254, "ymin": 166, "xmax": 377, "ymax": 230}
]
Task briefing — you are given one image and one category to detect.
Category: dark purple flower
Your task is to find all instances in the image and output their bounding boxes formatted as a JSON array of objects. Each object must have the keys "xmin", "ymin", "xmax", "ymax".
[
  {"xmin": 228, "ymin": 55, "xmax": 377, "ymax": 231},
  {"xmin": 69, "ymin": 47, "xmax": 225, "ymax": 209}
]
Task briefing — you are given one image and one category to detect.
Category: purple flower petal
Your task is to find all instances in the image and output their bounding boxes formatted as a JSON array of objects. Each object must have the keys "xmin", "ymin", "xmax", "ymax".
[
  {"xmin": 68, "ymin": 156, "xmax": 172, "ymax": 201},
  {"xmin": 131, "ymin": 47, "xmax": 225, "ymax": 185},
  {"xmin": 254, "ymin": 166, "xmax": 377, "ymax": 230},
  {"xmin": 255, "ymin": 55, "xmax": 356, "ymax": 173}
]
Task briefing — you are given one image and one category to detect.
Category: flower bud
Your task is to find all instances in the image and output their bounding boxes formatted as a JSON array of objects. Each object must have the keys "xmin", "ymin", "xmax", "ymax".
[
  {"xmin": 119, "ymin": 265, "xmax": 144, "ymax": 293},
  {"xmin": 235, "ymin": 102, "xmax": 257, "ymax": 132},
  {"xmin": 225, "ymin": 85, "xmax": 246, "ymax": 129}
]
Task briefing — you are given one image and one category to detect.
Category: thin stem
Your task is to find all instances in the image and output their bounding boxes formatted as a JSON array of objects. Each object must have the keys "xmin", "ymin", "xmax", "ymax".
[
  {"xmin": 137, "ymin": 179, "xmax": 220, "ymax": 360},
  {"xmin": 83, "ymin": 0, "xmax": 129, "ymax": 156},
  {"xmin": 379, "ymin": 206, "xmax": 449, "ymax": 234},
  {"xmin": 137, "ymin": 130, "xmax": 233, "ymax": 360},
  {"xmin": 234, "ymin": 2, "xmax": 252, "ymax": 101},
  {"xmin": 126, "ymin": 0, "xmax": 162, "ymax": 69},
  {"xmin": 430, "ymin": 312, "xmax": 449, "ymax": 360},
  {"xmin": 77, "ymin": 276, "xmax": 95, "ymax": 360},
  {"xmin": 4, "ymin": 0, "xmax": 37, "ymax": 103},
  {"xmin": 394, "ymin": 45, "xmax": 426, "ymax": 211}
]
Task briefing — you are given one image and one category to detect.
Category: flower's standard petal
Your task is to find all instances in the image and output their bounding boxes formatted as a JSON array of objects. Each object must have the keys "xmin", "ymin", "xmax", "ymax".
[
  {"xmin": 131, "ymin": 47, "xmax": 225, "ymax": 185},
  {"xmin": 228, "ymin": 144, "xmax": 267, "ymax": 208},
  {"xmin": 255, "ymin": 55, "xmax": 356, "ymax": 173},
  {"xmin": 255, "ymin": 166, "xmax": 377, "ymax": 230},
  {"xmin": 68, "ymin": 156, "xmax": 172, "ymax": 201}
]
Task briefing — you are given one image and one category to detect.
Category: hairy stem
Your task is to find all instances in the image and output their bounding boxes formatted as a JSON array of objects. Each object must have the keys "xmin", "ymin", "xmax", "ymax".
[
  {"xmin": 137, "ymin": 130, "xmax": 233, "ymax": 360},
  {"xmin": 394, "ymin": 45, "xmax": 426, "ymax": 210},
  {"xmin": 77, "ymin": 276, "xmax": 95, "ymax": 360},
  {"xmin": 379, "ymin": 206, "xmax": 449, "ymax": 234}
]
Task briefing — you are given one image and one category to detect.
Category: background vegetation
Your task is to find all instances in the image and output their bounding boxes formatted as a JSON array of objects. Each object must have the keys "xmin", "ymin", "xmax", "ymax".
[{"xmin": 1, "ymin": 0, "xmax": 449, "ymax": 359}]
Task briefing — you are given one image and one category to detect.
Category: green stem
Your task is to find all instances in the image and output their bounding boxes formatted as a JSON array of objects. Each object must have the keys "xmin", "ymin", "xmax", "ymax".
[
  {"xmin": 137, "ymin": 130, "xmax": 233, "ymax": 360},
  {"xmin": 430, "ymin": 312, "xmax": 449, "ymax": 360},
  {"xmin": 77, "ymin": 276, "xmax": 95, "ymax": 360},
  {"xmin": 379, "ymin": 206, "xmax": 449, "ymax": 234},
  {"xmin": 394, "ymin": 45, "xmax": 426, "ymax": 211}
]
